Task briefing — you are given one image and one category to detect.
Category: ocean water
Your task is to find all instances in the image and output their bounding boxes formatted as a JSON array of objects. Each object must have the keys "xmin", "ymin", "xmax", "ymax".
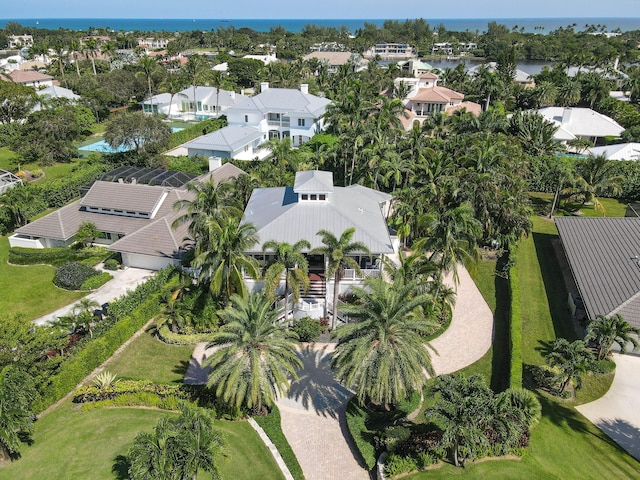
[{"xmin": 1, "ymin": 18, "xmax": 640, "ymax": 34}]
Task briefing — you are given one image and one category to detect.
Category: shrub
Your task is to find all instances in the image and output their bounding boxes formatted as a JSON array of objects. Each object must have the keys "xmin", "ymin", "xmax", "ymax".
[
  {"xmin": 376, "ymin": 425, "xmax": 412, "ymax": 453},
  {"xmin": 291, "ymin": 316, "xmax": 322, "ymax": 342},
  {"xmin": 92, "ymin": 371, "xmax": 119, "ymax": 389},
  {"xmin": 253, "ymin": 406, "xmax": 305, "ymax": 480},
  {"xmin": 156, "ymin": 324, "xmax": 215, "ymax": 345},
  {"xmin": 384, "ymin": 453, "xmax": 418, "ymax": 477},
  {"xmin": 74, "ymin": 380, "xmax": 188, "ymax": 403},
  {"xmin": 103, "ymin": 258, "xmax": 119, "ymax": 270},
  {"xmin": 9, "ymin": 246, "xmax": 108, "ymax": 267},
  {"xmin": 168, "ymin": 117, "xmax": 227, "ymax": 149},
  {"xmin": 345, "ymin": 399, "xmax": 378, "ymax": 469},
  {"xmin": 80, "ymin": 272, "xmax": 112, "ymax": 290},
  {"xmin": 53, "ymin": 261, "xmax": 100, "ymax": 290}
]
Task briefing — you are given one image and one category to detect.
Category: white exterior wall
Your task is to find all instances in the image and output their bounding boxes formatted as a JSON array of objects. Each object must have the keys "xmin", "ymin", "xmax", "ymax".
[
  {"xmin": 121, "ymin": 253, "xmax": 177, "ymax": 271},
  {"xmin": 9, "ymin": 235, "xmax": 46, "ymax": 249}
]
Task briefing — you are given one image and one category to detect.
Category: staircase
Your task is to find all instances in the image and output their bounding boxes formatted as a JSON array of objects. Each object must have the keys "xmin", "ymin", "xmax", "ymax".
[{"xmin": 304, "ymin": 273, "xmax": 326, "ymax": 299}]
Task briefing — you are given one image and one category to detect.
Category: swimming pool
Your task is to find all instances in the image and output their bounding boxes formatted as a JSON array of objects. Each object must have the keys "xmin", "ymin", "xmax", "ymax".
[{"xmin": 79, "ymin": 128, "xmax": 184, "ymax": 153}]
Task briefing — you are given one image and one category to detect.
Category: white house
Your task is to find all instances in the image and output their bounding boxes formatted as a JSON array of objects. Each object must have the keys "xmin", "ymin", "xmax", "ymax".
[
  {"xmin": 224, "ymin": 82, "xmax": 332, "ymax": 147},
  {"xmin": 8, "ymin": 35, "xmax": 33, "ymax": 49},
  {"xmin": 241, "ymin": 170, "xmax": 397, "ymax": 320},
  {"xmin": 142, "ymin": 86, "xmax": 246, "ymax": 120},
  {"xmin": 0, "ymin": 70, "xmax": 54, "ymax": 88},
  {"xmin": 589, "ymin": 143, "xmax": 640, "ymax": 161},
  {"xmin": 537, "ymin": 107, "xmax": 625, "ymax": 143},
  {"xmin": 364, "ymin": 42, "xmax": 415, "ymax": 59}
]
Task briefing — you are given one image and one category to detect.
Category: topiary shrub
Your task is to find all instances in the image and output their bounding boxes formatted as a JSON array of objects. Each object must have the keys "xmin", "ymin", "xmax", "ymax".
[
  {"xmin": 291, "ymin": 316, "xmax": 322, "ymax": 342},
  {"xmin": 103, "ymin": 258, "xmax": 119, "ymax": 270},
  {"xmin": 80, "ymin": 272, "xmax": 112, "ymax": 290},
  {"xmin": 53, "ymin": 261, "xmax": 100, "ymax": 290}
]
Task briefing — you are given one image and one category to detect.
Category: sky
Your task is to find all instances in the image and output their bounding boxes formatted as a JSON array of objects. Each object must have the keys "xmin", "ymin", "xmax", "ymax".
[{"xmin": 2, "ymin": 0, "xmax": 639, "ymax": 20}]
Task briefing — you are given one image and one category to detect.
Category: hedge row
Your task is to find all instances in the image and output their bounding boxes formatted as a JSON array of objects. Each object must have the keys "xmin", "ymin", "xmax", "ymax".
[
  {"xmin": 40, "ymin": 163, "xmax": 108, "ymax": 208},
  {"xmin": 252, "ymin": 406, "xmax": 305, "ymax": 480},
  {"xmin": 80, "ymin": 272, "xmax": 113, "ymax": 290},
  {"xmin": 508, "ymin": 248, "xmax": 523, "ymax": 389},
  {"xmin": 74, "ymin": 380, "xmax": 187, "ymax": 403},
  {"xmin": 168, "ymin": 117, "xmax": 227, "ymax": 149},
  {"xmin": 33, "ymin": 295, "xmax": 162, "ymax": 413},
  {"xmin": 156, "ymin": 324, "xmax": 215, "ymax": 345},
  {"xmin": 8, "ymin": 246, "xmax": 108, "ymax": 267},
  {"xmin": 345, "ymin": 399, "xmax": 378, "ymax": 470},
  {"xmin": 81, "ymin": 392, "xmax": 186, "ymax": 412}
]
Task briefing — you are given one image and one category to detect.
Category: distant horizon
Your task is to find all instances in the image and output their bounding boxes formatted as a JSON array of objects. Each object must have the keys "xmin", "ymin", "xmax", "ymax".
[{"xmin": 3, "ymin": 16, "xmax": 638, "ymax": 20}]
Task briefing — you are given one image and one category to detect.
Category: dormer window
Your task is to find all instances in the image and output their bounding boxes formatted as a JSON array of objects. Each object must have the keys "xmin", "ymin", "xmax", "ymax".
[{"xmin": 300, "ymin": 192, "xmax": 328, "ymax": 202}]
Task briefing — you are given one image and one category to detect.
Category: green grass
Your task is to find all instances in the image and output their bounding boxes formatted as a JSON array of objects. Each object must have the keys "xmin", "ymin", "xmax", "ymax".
[
  {"xmin": 0, "ymin": 146, "xmax": 90, "ymax": 186},
  {"xmin": 0, "ymin": 401, "xmax": 284, "ymax": 480},
  {"xmin": 0, "ymin": 147, "xmax": 20, "ymax": 170},
  {"xmin": 528, "ymin": 192, "xmax": 629, "ymax": 218},
  {"xmin": 102, "ymin": 328, "xmax": 194, "ymax": 385},
  {"xmin": 0, "ymin": 236, "xmax": 85, "ymax": 320}
]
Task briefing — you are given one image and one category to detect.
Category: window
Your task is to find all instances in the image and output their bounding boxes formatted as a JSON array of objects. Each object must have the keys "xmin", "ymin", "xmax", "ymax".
[
  {"xmin": 310, "ymin": 194, "xmax": 317, "ymax": 201},
  {"xmin": 301, "ymin": 194, "xmax": 309, "ymax": 200},
  {"xmin": 298, "ymin": 118, "xmax": 306, "ymax": 127},
  {"xmin": 197, "ymin": 101, "xmax": 202, "ymax": 111},
  {"xmin": 319, "ymin": 194, "xmax": 326, "ymax": 201},
  {"xmin": 245, "ymin": 115, "xmax": 248, "ymax": 123}
]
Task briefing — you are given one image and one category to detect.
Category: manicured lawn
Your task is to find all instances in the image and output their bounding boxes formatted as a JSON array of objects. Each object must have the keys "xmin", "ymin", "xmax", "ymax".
[
  {"xmin": 0, "ymin": 236, "xmax": 85, "ymax": 320},
  {"xmin": 528, "ymin": 192, "xmax": 629, "ymax": 218},
  {"xmin": 0, "ymin": 401, "xmax": 284, "ymax": 480},
  {"xmin": 103, "ymin": 328, "xmax": 194, "ymax": 384},
  {"xmin": 0, "ymin": 146, "xmax": 88, "ymax": 186},
  {"xmin": 0, "ymin": 147, "xmax": 20, "ymax": 170}
]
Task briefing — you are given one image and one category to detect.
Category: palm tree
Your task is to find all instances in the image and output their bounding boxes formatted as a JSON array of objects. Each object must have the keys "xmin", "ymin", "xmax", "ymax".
[
  {"xmin": 205, "ymin": 292, "xmax": 302, "ymax": 412},
  {"xmin": 262, "ymin": 240, "xmax": 311, "ymax": 322},
  {"xmin": 545, "ymin": 338, "xmax": 595, "ymax": 394},
  {"xmin": 414, "ymin": 203, "xmax": 481, "ymax": 285},
  {"xmin": 509, "ymin": 111, "xmax": 564, "ymax": 157},
  {"xmin": 572, "ymin": 154, "xmax": 623, "ymax": 214},
  {"xmin": 426, "ymin": 373, "xmax": 495, "ymax": 467},
  {"xmin": 585, "ymin": 314, "xmax": 640, "ymax": 360},
  {"xmin": 72, "ymin": 298, "xmax": 100, "ymax": 337},
  {"xmin": 160, "ymin": 72, "xmax": 187, "ymax": 119},
  {"xmin": 183, "ymin": 54, "xmax": 210, "ymax": 118},
  {"xmin": 0, "ymin": 366, "xmax": 36, "ymax": 460},
  {"xmin": 100, "ymin": 40, "xmax": 117, "ymax": 64},
  {"xmin": 83, "ymin": 38, "xmax": 99, "ymax": 75},
  {"xmin": 310, "ymin": 228, "xmax": 370, "ymax": 330},
  {"xmin": 192, "ymin": 216, "xmax": 260, "ymax": 303},
  {"xmin": 69, "ymin": 39, "xmax": 82, "ymax": 78},
  {"xmin": 137, "ymin": 54, "xmax": 158, "ymax": 108},
  {"xmin": 128, "ymin": 403, "xmax": 223, "ymax": 480},
  {"xmin": 331, "ymin": 277, "xmax": 437, "ymax": 407}
]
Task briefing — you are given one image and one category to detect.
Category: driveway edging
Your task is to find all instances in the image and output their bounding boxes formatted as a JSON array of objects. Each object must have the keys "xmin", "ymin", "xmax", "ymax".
[{"xmin": 248, "ymin": 417, "xmax": 295, "ymax": 480}]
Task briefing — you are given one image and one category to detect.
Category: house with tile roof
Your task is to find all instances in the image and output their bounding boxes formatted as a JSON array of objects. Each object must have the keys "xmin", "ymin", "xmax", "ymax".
[
  {"xmin": 537, "ymin": 107, "xmax": 625, "ymax": 144},
  {"xmin": 9, "ymin": 163, "xmax": 246, "ymax": 270},
  {"xmin": 393, "ymin": 73, "xmax": 481, "ymax": 130},
  {"xmin": 302, "ymin": 51, "xmax": 368, "ymax": 73},
  {"xmin": 555, "ymin": 217, "xmax": 640, "ymax": 329},
  {"xmin": 0, "ymin": 70, "xmax": 54, "ymax": 88},
  {"xmin": 241, "ymin": 170, "xmax": 397, "ymax": 319}
]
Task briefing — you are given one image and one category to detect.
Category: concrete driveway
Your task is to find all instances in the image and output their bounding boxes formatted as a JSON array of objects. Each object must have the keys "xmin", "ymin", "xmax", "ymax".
[
  {"xmin": 33, "ymin": 266, "xmax": 155, "ymax": 325},
  {"xmin": 576, "ymin": 353, "xmax": 640, "ymax": 461}
]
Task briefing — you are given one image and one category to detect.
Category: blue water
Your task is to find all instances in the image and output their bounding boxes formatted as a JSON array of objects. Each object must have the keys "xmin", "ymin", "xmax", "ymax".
[
  {"xmin": 80, "ymin": 127, "xmax": 183, "ymax": 153},
  {"xmin": 2, "ymin": 18, "xmax": 640, "ymax": 34}
]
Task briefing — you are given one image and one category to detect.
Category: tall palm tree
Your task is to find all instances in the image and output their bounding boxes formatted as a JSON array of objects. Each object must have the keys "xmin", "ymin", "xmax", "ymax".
[
  {"xmin": 262, "ymin": 240, "xmax": 311, "ymax": 322},
  {"xmin": 573, "ymin": 154, "xmax": 623, "ymax": 214},
  {"xmin": 585, "ymin": 314, "xmax": 640, "ymax": 360},
  {"xmin": 331, "ymin": 277, "xmax": 438, "ymax": 407},
  {"xmin": 414, "ymin": 203, "xmax": 481, "ymax": 285},
  {"xmin": 310, "ymin": 228, "xmax": 370, "ymax": 330},
  {"xmin": 205, "ymin": 292, "xmax": 302, "ymax": 412},
  {"xmin": 160, "ymin": 72, "xmax": 188, "ymax": 119},
  {"xmin": 83, "ymin": 38, "xmax": 99, "ymax": 75},
  {"xmin": 137, "ymin": 54, "xmax": 158, "ymax": 108},
  {"xmin": 69, "ymin": 39, "xmax": 82, "ymax": 78},
  {"xmin": 72, "ymin": 298, "xmax": 100, "ymax": 337},
  {"xmin": 545, "ymin": 338, "xmax": 594, "ymax": 394},
  {"xmin": 184, "ymin": 54, "xmax": 210, "ymax": 118},
  {"xmin": 192, "ymin": 216, "xmax": 260, "ymax": 303}
]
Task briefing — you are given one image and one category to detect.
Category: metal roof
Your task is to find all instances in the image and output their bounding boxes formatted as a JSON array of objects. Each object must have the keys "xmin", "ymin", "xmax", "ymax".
[
  {"xmin": 555, "ymin": 217, "xmax": 640, "ymax": 328},
  {"xmin": 182, "ymin": 125, "xmax": 262, "ymax": 152},
  {"xmin": 226, "ymin": 87, "xmax": 331, "ymax": 117},
  {"xmin": 538, "ymin": 107, "xmax": 625, "ymax": 139},
  {"xmin": 293, "ymin": 170, "xmax": 334, "ymax": 194},
  {"xmin": 589, "ymin": 143, "xmax": 640, "ymax": 161},
  {"xmin": 242, "ymin": 173, "xmax": 394, "ymax": 254}
]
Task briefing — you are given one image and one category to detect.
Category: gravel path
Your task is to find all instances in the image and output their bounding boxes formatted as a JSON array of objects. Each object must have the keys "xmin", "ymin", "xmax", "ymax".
[{"xmin": 576, "ymin": 353, "xmax": 640, "ymax": 461}]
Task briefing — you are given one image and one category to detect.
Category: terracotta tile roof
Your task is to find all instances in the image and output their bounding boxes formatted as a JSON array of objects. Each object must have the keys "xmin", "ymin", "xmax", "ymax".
[
  {"xmin": 419, "ymin": 72, "xmax": 439, "ymax": 79},
  {"xmin": 410, "ymin": 86, "xmax": 464, "ymax": 103},
  {"xmin": 447, "ymin": 101, "xmax": 482, "ymax": 116},
  {"xmin": 7, "ymin": 70, "xmax": 53, "ymax": 83}
]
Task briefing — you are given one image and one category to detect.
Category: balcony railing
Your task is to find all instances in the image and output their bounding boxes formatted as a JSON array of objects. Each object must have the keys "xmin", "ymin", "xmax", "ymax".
[{"xmin": 342, "ymin": 268, "xmax": 381, "ymax": 280}]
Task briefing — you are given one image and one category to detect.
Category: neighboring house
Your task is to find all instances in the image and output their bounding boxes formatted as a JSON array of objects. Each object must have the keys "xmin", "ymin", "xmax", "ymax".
[
  {"xmin": 393, "ymin": 73, "xmax": 481, "ymax": 129},
  {"xmin": 0, "ymin": 170, "xmax": 22, "ymax": 194},
  {"xmin": 0, "ymin": 70, "xmax": 54, "ymax": 88},
  {"xmin": 397, "ymin": 59, "xmax": 433, "ymax": 77},
  {"xmin": 141, "ymin": 86, "xmax": 246, "ymax": 119},
  {"xmin": 137, "ymin": 37, "xmax": 173, "ymax": 50},
  {"xmin": 589, "ymin": 143, "xmax": 640, "ymax": 161},
  {"xmin": 364, "ymin": 42, "xmax": 415, "ymax": 59},
  {"xmin": 9, "ymin": 163, "xmax": 246, "ymax": 270},
  {"xmin": 0, "ymin": 55, "xmax": 25, "ymax": 72},
  {"xmin": 241, "ymin": 170, "xmax": 397, "ymax": 319},
  {"xmin": 468, "ymin": 62, "xmax": 535, "ymax": 89},
  {"xmin": 537, "ymin": 107, "xmax": 625, "ymax": 143},
  {"xmin": 224, "ymin": 82, "xmax": 332, "ymax": 147},
  {"xmin": 8, "ymin": 34, "xmax": 33, "ymax": 49},
  {"xmin": 566, "ymin": 65, "xmax": 628, "ymax": 87},
  {"xmin": 182, "ymin": 125, "xmax": 268, "ymax": 160},
  {"xmin": 555, "ymin": 217, "xmax": 640, "ymax": 329},
  {"xmin": 302, "ymin": 51, "xmax": 368, "ymax": 73},
  {"xmin": 242, "ymin": 53, "xmax": 278, "ymax": 65},
  {"xmin": 36, "ymin": 85, "xmax": 80, "ymax": 102}
]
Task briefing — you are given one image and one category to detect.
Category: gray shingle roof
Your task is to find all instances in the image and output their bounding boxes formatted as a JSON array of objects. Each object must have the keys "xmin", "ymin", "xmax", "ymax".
[
  {"xmin": 555, "ymin": 217, "xmax": 640, "ymax": 328},
  {"xmin": 80, "ymin": 182, "xmax": 167, "ymax": 214},
  {"xmin": 242, "ymin": 176, "xmax": 394, "ymax": 254},
  {"xmin": 182, "ymin": 125, "xmax": 262, "ymax": 153},
  {"xmin": 226, "ymin": 88, "xmax": 331, "ymax": 117}
]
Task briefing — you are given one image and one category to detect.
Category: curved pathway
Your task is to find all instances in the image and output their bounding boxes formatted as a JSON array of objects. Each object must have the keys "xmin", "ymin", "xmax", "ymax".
[
  {"xmin": 430, "ymin": 266, "xmax": 494, "ymax": 375},
  {"xmin": 576, "ymin": 353, "xmax": 640, "ymax": 461},
  {"xmin": 184, "ymin": 264, "xmax": 494, "ymax": 479}
]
